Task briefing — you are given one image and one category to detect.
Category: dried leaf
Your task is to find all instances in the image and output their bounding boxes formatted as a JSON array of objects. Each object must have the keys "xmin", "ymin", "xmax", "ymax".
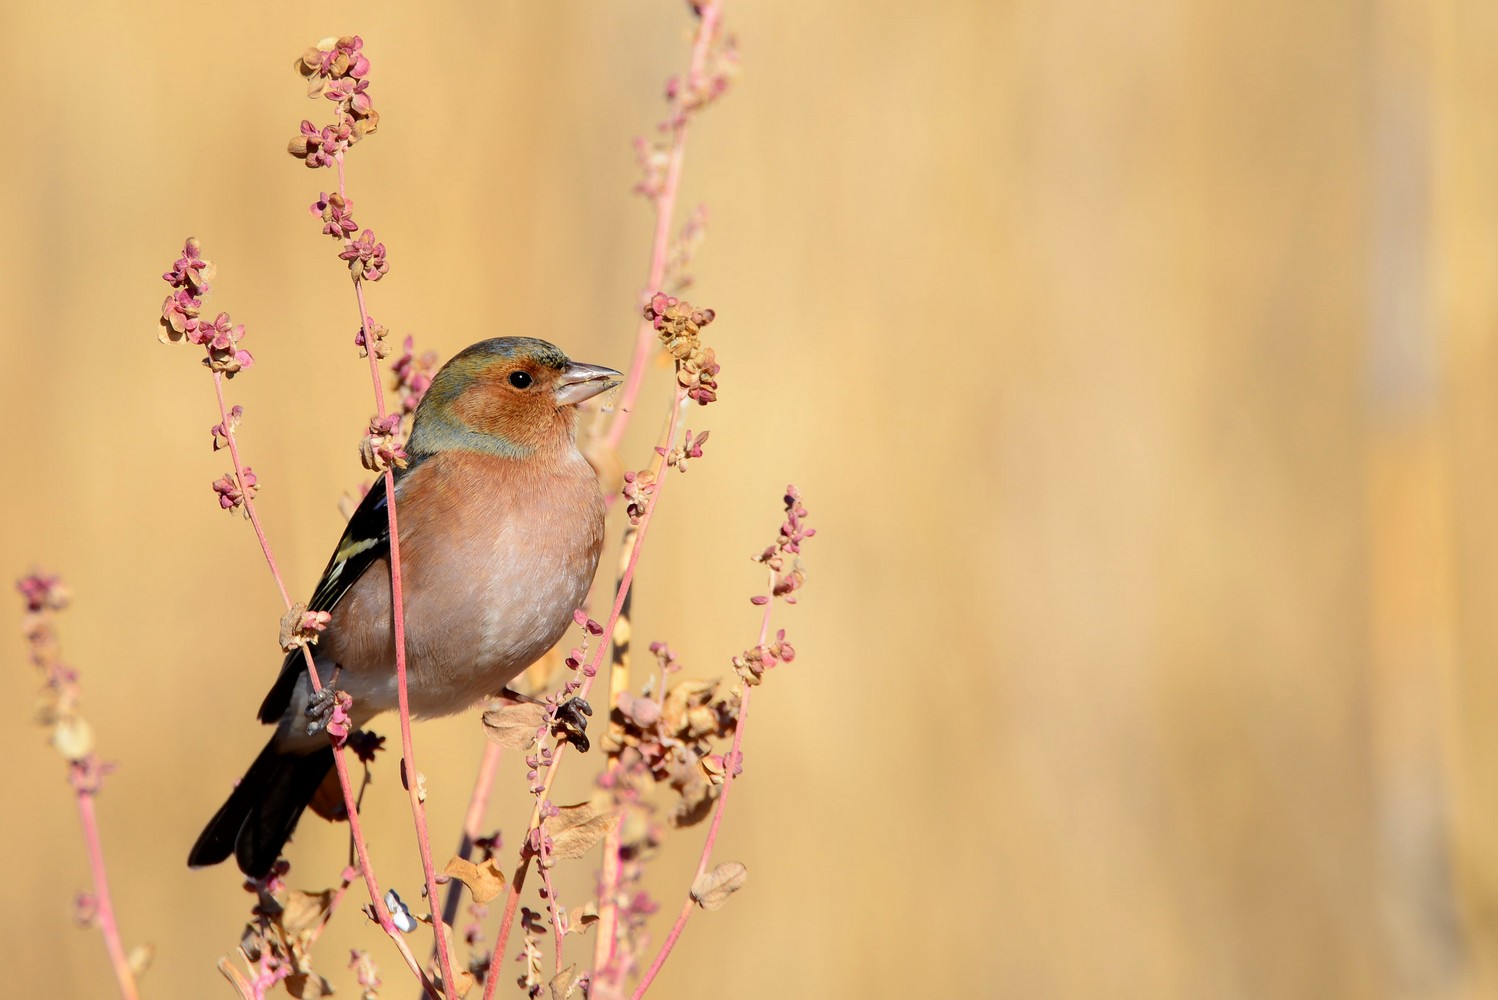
[
  {"xmin": 482, "ymin": 701, "xmax": 547, "ymax": 750},
  {"xmin": 413, "ymin": 914, "xmax": 473, "ymax": 994},
  {"xmin": 278, "ymin": 888, "xmax": 334, "ymax": 937},
  {"xmin": 286, "ymin": 972, "xmax": 334, "ymax": 998},
  {"xmin": 670, "ymin": 788, "xmax": 717, "ymax": 829},
  {"xmin": 549, "ymin": 964, "xmax": 583, "ymax": 999},
  {"xmin": 690, "ymin": 861, "xmax": 747, "ymax": 911},
  {"xmin": 659, "ymin": 679, "xmax": 723, "ymax": 741},
  {"xmin": 278, "ymin": 602, "xmax": 310, "ymax": 651},
  {"xmin": 443, "ymin": 855, "xmax": 507, "ymax": 904},
  {"xmin": 217, "ymin": 958, "xmax": 256, "ymax": 1000},
  {"xmin": 446, "ymin": 969, "xmax": 475, "ymax": 998},
  {"xmin": 417, "ymin": 911, "xmax": 468, "ymax": 986},
  {"xmin": 566, "ymin": 901, "xmax": 599, "ymax": 935},
  {"xmin": 548, "ymin": 797, "xmax": 617, "ymax": 860}
]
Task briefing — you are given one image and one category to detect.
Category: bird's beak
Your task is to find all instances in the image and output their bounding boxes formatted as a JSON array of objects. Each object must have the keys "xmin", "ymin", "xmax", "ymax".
[{"xmin": 554, "ymin": 361, "xmax": 623, "ymax": 406}]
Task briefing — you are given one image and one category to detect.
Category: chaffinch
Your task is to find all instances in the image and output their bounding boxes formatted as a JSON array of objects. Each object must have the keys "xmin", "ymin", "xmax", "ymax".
[{"xmin": 189, "ymin": 337, "xmax": 620, "ymax": 877}]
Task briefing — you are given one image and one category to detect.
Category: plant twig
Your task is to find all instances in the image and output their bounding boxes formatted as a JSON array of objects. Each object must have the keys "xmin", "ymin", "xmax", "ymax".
[
  {"xmin": 630, "ymin": 572, "xmax": 772, "ymax": 999},
  {"xmin": 73, "ymin": 766, "xmax": 140, "ymax": 1000},
  {"xmin": 335, "ymin": 148, "xmax": 462, "ymax": 999},
  {"xmin": 592, "ymin": 537, "xmax": 637, "ymax": 981},
  {"xmin": 481, "ymin": 390, "xmax": 688, "ymax": 1000},
  {"xmin": 603, "ymin": 0, "xmax": 724, "ymax": 451},
  {"xmin": 205, "ymin": 354, "xmax": 440, "ymax": 998}
]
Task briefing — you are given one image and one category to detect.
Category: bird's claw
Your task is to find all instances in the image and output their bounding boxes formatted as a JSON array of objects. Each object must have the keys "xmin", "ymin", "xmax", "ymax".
[
  {"xmin": 552, "ymin": 697, "xmax": 593, "ymax": 753},
  {"xmin": 304, "ymin": 684, "xmax": 345, "ymax": 737}
]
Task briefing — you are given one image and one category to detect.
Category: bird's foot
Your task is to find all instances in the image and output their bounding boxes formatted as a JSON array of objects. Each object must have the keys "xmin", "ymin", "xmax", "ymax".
[
  {"xmin": 304, "ymin": 684, "xmax": 351, "ymax": 737},
  {"xmin": 552, "ymin": 697, "xmax": 593, "ymax": 753}
]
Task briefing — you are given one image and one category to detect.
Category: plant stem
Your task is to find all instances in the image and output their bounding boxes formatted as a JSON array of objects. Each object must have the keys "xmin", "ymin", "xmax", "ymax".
[
  {"xmin": 211, "ymin": 370, "xmax": 289, "ymax": 608},
  {"xmin": 73, "ymin": 768, "xmax": 139, "ymax": 1000},
  {"xmin": 630, "ymin": 574, "xmax": 772, "ymax": 999},
  {"xmin": 208, "ymin": 363, "xmax": 441, "ymax": 998},
  {"xmin": 603, "ymin": 0, "xmax": 722, "ymax": 452},
  {"xmin": 482, "ymin": 391, "xmax": 688, "ymax": 998},
  {"xmin": 337, "ymin": 150, "xmax": 462, "ymax": 999},
  {"xmin": 592, "ymin": 537, "xmax": 637, "ymax": 985}
]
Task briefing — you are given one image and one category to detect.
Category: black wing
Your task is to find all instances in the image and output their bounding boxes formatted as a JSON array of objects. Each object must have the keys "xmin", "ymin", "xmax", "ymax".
[{"xmin": 257, "ymin": 475, "xmax": 393, "ymax": 723}]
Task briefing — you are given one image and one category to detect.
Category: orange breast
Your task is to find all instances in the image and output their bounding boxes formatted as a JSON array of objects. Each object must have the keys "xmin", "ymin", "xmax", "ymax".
[{"xmin": 321, "ymin": 448, "xmax": 605, "ymax": 719}]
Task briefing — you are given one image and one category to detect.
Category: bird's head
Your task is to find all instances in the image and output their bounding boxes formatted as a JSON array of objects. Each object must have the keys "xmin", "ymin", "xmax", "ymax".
[{"xmin": 406, "ymin": 337, "xmax": 621, "ymax": 461}]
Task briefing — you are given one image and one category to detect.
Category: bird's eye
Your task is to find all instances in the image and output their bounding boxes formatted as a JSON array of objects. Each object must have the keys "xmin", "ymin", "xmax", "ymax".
[{"xmin": 508, "ymin": 370, "xmax": 533, "ymax": 389}]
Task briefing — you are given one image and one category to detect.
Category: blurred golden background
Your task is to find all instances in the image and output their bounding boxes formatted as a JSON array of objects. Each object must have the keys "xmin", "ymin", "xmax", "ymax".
[{"xmin": 3, "ymin": 1, "xmax": 1498, "ymax": 997}]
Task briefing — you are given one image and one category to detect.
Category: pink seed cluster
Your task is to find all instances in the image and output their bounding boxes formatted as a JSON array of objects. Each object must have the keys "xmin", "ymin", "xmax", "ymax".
[
  {"xmin": 291, "ymin": 39, "xmax": 388, "ymax": 284},
  {"xmin": 644, "ymin": 292, "xmax": 720, "ymax": 405},
  {"xmin": 288, "ymin": 36, "xmax": 379, "ymax": 168},
  {"xmin": 157, "ymin": 238, "xmax": 254, "ymax": 376}
]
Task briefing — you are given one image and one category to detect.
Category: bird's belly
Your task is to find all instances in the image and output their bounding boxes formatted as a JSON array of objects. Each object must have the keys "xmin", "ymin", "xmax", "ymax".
[
  {"xmin": 318, "ymin": 455, "xmax": 605, "ymax": 725},
  {"xmin": 327, "ymin": 499, "xmax": 602, "ymax": 720},
  {"xmin": 402, "ymin": 537, "xmax": 595, "ymax": 717}
]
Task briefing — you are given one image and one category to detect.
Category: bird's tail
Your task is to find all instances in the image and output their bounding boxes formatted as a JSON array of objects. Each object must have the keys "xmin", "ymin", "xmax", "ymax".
[{"xmin": 188, "ymin": 735, "xmax": 335, "ymax": 878}]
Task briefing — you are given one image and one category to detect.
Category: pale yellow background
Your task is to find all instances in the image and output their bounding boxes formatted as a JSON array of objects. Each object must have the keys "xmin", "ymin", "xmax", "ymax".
[{"xmin": 4, "ymin": 1, "xmax": 1498, "ymax": 998}]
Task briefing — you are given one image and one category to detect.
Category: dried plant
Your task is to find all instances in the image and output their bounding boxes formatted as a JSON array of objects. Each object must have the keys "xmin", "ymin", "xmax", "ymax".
[{"xmin": 18, "ymin": 4, "xmax": 814, "ymax": 998}]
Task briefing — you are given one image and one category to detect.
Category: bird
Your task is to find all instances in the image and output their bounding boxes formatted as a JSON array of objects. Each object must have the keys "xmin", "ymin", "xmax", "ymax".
[{"xmin": 189, "ymin": 337, "xmax": 620, "ymax": 878}]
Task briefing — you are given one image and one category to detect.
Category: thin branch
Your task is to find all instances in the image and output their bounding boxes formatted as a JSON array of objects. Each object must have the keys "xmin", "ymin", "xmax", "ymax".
[
  {"xmin": 210, "ymin": 370, "xmax": 289, "ymax": 607},
  {"xmin": 630, "ymin": 574, "xmax": 772, "ymax": 999},
  {"xmin": 206, "ymin": 359, "xmax": 441, "ymax": 998},
  {"xmin": 482, "ymin": 390, "xmax": 689, "ymax": 1000},
  {"xmin": 336, "ymin": 149, "xmax": 462, "ymax": 999},
  {"xmin": 603, "ymin": 0, "xmax": 723, "ymax": 451},
  {"xmin": 74, "ymin": 768, "xmax": 139, "ymax": 1000},
  {"xmin": 592, "ymin": 538, "xmax": 637, "ymax": 982}
]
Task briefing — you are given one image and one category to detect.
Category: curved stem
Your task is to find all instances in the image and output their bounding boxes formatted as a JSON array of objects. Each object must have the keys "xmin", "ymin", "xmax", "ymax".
[
  {"xmin": 74, "ymin": 776, "xmax": 139, "ymax": 1000},
  {"xmin": 337, "ymin": 148, "xmax": 461, "ymax": 997}
]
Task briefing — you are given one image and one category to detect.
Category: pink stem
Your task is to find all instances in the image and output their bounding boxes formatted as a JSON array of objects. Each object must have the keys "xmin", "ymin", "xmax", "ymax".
[
  {"xmin": 540, "ymin": 855, "xmax": 565, "ymax": 971},
  {"xmin": 603, "ymin": 0, "xmax": 722, "ymax": 451},
  {"xmin": 592, "ymin": 812, "xmax": 623, "ymax": 977},
  {"xmin": 482, "ymin": 390, "xmax": 689, "ymax": 999},
  {"xmin": 207, "ymin": 362, "xmax": 441, "ymax": 997},
  {"xmin": 481, "ymin": 859, "xmax": 530, "ymax": 1000},
  {"xmin": 593, "ymin": 2, "xmax": 723, "ymax": 966},
  {"xmin": 73, "ymin": 768, "xmax": 139, "ymax": 1000},
  {"xmin": 305, "ymin": 867, "xmax": 356, "ymax": 950},
  {"xmin": 592, "ymin": 536, "xmax": 639, "ymax": 986},
  {"xmin": 630, "ymin": 582, "xmax": 772, "ymax": 999},
  {"xmin": 337, "ymin": 150, "xmax": 461, "ymax": 998},
  {"xmin": 592, "ymin": 821, "xmax": 624, "ymax": 981},
  {"xmin": 211, "ymin": 370, "xmax": 289, "ymax": 607}
]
